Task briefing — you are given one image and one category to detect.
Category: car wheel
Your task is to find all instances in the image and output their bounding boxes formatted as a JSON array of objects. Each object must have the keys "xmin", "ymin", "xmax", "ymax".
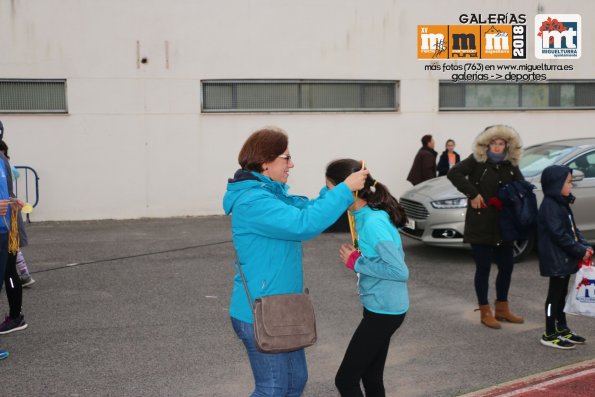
[{"xmin": 513, "ymin": 232, "xmax": 535, "ymax": 263}]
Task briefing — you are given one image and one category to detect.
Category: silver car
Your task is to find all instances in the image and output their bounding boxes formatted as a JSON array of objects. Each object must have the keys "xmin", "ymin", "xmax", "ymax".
[{"xmin": 399, "ymin": 138, "xmax": 595, "ymax": 261}]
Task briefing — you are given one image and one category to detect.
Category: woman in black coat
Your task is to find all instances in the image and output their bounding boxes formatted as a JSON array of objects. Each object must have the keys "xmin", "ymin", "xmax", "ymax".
[
  {"xmin": 537, "ymin": 165, "xmax": 592, "ymax": 349},
  {"xmin": 447, "ymin": 125, "xmax": 525, "ymax": 329},
  {"xmin": 437, "ymin": 139, "xmax": 461, "ymax": 176}
]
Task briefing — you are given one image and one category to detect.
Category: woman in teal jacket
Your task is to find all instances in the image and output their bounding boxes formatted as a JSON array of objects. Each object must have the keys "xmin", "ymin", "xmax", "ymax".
[
  {"xmin": 223, "ymin": 127, "xmax": 368, "ymax": 397},
  {"xmin": 326, "ymin": 159, "xmax": 409, "ymax": 397}
]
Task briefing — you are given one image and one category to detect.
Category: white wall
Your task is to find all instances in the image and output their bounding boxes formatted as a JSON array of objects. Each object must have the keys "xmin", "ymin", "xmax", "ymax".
[{"xmin": 0, "ymin": 0, "xmax": 594, "ymax": 220}]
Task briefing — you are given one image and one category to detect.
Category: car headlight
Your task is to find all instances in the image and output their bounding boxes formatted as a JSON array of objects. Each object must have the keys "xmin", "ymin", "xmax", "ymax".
[{"xmin": 430, "ymin": 198, "xmax": 468, "ymax": 209}]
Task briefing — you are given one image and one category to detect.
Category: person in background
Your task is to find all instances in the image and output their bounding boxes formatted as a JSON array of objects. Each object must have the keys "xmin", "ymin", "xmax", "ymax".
[
  {"xmin": 0, "ymin": 123, "xmax": 28, "ymax": 336},
  {"xmin": 0, "ymin": 176, "xmax": 9, "ymax": 359},
  {"xmin": 223, "ymin": 126, "xmax": 368, "ymax": 397},
  {"xmin": 327, "ymin": 159, "xmax": 409, "ymax": 397},
  {"xmin": 0, "ymin": 140, "xmax": 34, "ymax": 287},
  {"xmin": 537, "ymin": 165, "xmax": 593, "ymax": 349},
  {"xmin": 0, "ymin": 119, "xmax": 24, "ymax": 358},
  {"xmin": 406, "ymin": 134, "xmax": 437, "ymax": 186},
  {"xmin": 447, "ymin": 125, "xmax": 525, "ymax": 330},
  {"xmin": 437, "ymin": 139, "xmax": 461, "ymax": 176}
]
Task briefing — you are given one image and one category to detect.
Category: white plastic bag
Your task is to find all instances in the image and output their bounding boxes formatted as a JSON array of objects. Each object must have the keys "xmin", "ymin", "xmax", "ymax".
[{"xmin": 564, "ymin": 261, "xmax": 595, "ymax": 317}]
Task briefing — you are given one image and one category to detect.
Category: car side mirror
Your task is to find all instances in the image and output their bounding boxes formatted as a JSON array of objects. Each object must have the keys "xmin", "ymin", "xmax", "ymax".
[{"xmin": 572, "ymin": 170, "xmax": 585, "ymax": 182}]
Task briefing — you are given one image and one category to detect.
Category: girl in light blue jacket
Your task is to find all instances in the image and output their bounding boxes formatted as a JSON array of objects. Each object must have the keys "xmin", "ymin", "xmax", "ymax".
[
  {"xmin": 326, "ymin": 159, "xmax": 409, "ymax": 397},
  {"xmin": 223, "ymin": 127, "xmax": 368, "ymax": 397}
]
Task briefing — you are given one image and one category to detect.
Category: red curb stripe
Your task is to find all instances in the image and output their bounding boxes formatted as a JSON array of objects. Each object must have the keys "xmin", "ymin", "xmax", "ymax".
[
  {"xmin": 495, "ymin": 368, "xmax": 595, "ymax": 396},
  {"xmin": 464, "ymin": 360, "xmax": 595, "ymax": 397}
]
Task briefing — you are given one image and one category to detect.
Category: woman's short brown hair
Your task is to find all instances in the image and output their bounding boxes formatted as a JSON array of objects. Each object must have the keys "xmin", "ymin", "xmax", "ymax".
[{"xmin": 238, "ymin": 126, "xmax": 288, "ymax": 172}]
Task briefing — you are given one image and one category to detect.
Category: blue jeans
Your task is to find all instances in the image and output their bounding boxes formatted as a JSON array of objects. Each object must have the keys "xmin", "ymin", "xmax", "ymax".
[{"xmin": 231, "ymin": 317, "xmax": 308, "ymax": 397}]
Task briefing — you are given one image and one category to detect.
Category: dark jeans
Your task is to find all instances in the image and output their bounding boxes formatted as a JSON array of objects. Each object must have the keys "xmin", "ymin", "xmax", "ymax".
[
  {"xmin": 335, "ymin": 308, "xmax": 406, "ymax": 397},
  {"xmin": 545, "ymin": 275, "xmax": 570, "ymax": 335},
  {"xmin": 471, "ymin": 244, "xmax": 514, "ymax": 305}
]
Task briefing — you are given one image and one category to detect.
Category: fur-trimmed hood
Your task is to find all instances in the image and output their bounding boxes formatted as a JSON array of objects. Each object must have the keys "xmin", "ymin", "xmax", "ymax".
[{"xmin": 472, "ymin": 125, "xmax": 523, "ymax": 166}]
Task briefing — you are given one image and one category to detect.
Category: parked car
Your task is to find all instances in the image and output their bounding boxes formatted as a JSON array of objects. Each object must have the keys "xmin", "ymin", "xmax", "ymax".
[{"xmin": 399, "ymin": 138, "xmax": 595, "ymax": 261}]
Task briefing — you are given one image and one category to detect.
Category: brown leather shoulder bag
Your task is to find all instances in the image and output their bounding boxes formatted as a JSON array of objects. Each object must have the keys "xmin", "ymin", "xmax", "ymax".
[{"xmin": 235, "ymin": 257, "xmax": 317, "ymax": 353}]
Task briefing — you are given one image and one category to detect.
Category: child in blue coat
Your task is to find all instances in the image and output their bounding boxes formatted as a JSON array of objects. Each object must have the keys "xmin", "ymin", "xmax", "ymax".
[
  {"xmin": 326, "ymin": 159, "xmax": 409, "ymax": 396},
  {"xmin": 538, "ymin": 165, "xmax": 593, "ymax": 350}
]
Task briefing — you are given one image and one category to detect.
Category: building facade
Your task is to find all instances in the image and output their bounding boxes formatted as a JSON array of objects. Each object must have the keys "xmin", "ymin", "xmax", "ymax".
[{"xmin": 1, "ymin": 0, "xmax": 593, "ymax": 220}]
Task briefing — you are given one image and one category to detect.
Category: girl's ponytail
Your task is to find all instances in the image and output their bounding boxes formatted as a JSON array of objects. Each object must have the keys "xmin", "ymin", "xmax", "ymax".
[
  {"xmin": 326, "ymin": 159, "xmax": 408, "ymax": 228},
  {"xmin": 362, "ymin": 179, "xmax": 408, "ymax": 228}
]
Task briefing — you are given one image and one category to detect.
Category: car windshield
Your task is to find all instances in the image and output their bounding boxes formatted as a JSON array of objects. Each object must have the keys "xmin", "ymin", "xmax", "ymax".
[{"xmin": 519, "ymin": 144, "xmax": 576, "ymax": 177}]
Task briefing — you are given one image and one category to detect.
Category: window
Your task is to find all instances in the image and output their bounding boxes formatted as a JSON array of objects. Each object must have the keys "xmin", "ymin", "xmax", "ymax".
[
  {"xmin": 0, "ymin": 79, "xmax": 67, "ymax": 113},
  {"xmin": 568, "ymin": 151, "xmax": 595, "ymax": 179},
  {"xmin": 201, "ymin": 80, "xmax": 398, "ymax": 113},
  {"xmin": 520, "ymin": 144, "xmax": 576, "ymax": 177},
  {"xmin": 439, "ymin": 81, "xmax": 595, "ymax": 111}
]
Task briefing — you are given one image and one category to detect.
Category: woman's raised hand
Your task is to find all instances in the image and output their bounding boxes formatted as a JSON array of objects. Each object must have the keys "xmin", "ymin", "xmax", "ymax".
[{"xmin": 344, "ymin": 169, "xmax": 369, "ymax": 192}]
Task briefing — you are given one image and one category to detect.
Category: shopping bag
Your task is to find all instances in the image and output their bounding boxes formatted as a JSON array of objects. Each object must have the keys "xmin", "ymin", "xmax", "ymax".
[{"xmin": 564, "ymin": 260, "xmax": 595, "ymax": 317}]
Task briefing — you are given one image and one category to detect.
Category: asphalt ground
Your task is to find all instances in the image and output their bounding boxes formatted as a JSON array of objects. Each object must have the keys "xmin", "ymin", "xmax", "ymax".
[{"xmin": 2, "ymin": 216, "xmax": 595, "ymax": 396}]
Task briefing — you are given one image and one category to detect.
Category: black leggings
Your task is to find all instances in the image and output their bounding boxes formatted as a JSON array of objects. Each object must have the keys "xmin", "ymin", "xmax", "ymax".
[
  {"xmin": 335, "ymin": 308, "xmax": 406, "ymax": 397},
  {"xmin": 471, "ymin": 244, "xmax": 514, "ymax": 305},
  {"xmin": 545, "ymin": 275, "xmax": 570, "ymax": 335},
  {"xmin": 3, "ymin": 253, "xmax": 23, "ymax": 319}
]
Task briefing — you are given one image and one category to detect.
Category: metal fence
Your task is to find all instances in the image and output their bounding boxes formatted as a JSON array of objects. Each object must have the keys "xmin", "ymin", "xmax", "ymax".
[{"xmin": 15, "ymin": 166, "xmax": 40, "ymax": 222}]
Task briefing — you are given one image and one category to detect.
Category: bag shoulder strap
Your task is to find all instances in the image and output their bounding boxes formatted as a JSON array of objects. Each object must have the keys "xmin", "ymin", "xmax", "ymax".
[
  {"xmin": 234, "ymin": 252, "xmax": 254, "ymax": 310},
  {"xmin": 233, "ymin": 250, "xmax": 310, "ymax": 310}
]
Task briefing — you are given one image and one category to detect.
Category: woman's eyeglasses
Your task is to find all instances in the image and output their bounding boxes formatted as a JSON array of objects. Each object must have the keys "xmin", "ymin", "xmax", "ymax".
[{"xmin": 278, "ymin": 154, "xmax": 292, "ymax": 161}]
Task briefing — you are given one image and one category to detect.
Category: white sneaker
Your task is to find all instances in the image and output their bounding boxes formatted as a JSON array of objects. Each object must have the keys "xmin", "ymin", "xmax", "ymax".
[{"xmin": 20, "ymin": 276, "xmax": 36, "ymax": 288}]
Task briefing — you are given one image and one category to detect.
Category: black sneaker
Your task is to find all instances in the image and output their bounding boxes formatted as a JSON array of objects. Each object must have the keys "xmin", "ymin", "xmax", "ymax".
[
  {"xmin": 0, "ymin": 315, "xmax": 28, "ymax": 335},
  {"xmin": 540, "ymin": 332, "xmax": 575, "ymax": 350},
  {"xmin": 557, "ymin": 328, "xmax": 586, "ymax": 344}
]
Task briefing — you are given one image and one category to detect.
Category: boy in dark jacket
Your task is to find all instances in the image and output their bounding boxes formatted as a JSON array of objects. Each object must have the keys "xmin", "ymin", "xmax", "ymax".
[{"xmin": 538, "ymin": 165, "xmax": 593, "ymax": 349}]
